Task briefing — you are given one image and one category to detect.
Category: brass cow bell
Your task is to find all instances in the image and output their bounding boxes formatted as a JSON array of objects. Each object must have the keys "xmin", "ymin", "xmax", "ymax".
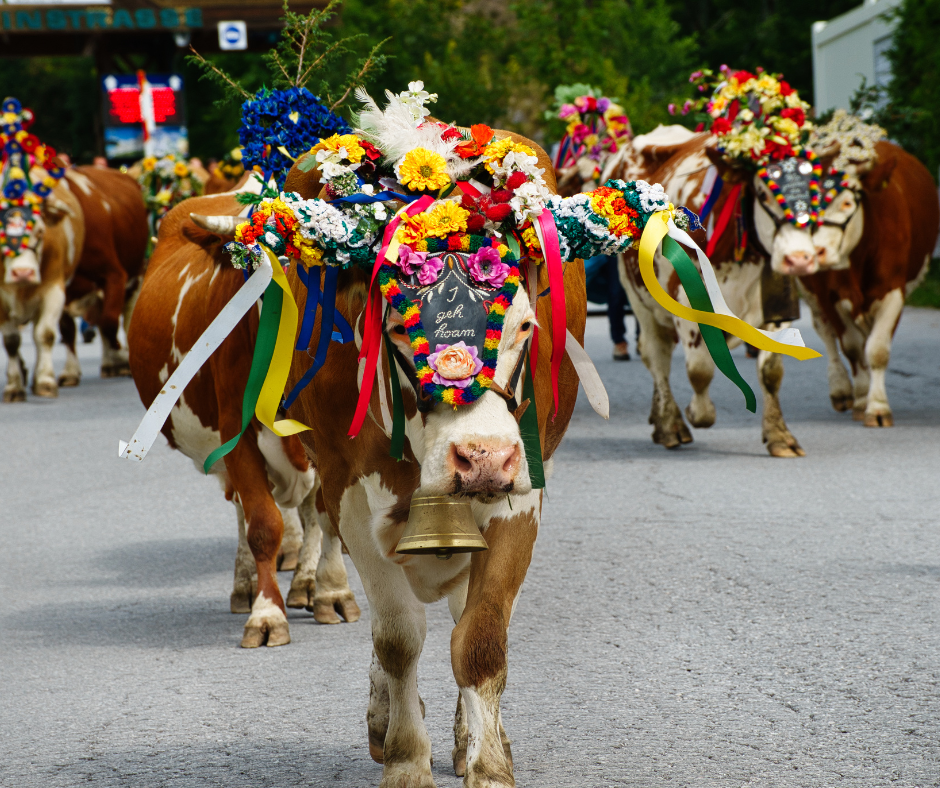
[{"xmin": 395, "ymin": 493, "xmax": 488, "ymax": 560}]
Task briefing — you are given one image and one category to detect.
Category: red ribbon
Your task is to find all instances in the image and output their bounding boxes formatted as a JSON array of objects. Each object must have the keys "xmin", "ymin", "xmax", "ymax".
[
  {"xmin": 536, "ymin": 209, "xmax": 566, "ymax": 418},
  {"xmin": 349, "ymin": 195, "xmax": 434, "ymax": 439},
  {"xmin": 705, "ymin": 182, "xmax": 742, "ymax": 260}
]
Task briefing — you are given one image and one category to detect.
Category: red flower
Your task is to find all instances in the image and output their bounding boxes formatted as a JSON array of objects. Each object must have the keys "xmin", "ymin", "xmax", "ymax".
[
  {"xmin": 778, "ymin": 80, "xmax": 794, "ymax": 96},
  {"xmin": 485, "ymin": 204, "xmax": 512, "ymax": 222},
  {"xmin": 780, "ymin": 107, "xmax": 805, "ymax": 126},
  {"xmin": 506, "ymin": 171, "xmax": 527, "ymax": 190},
  {"xmin": 695, "ymin": 122, "xmax": 705, "ymax": 132},
  {"xmin": 460, "ymin": 193, "xmax": 478, "ymax": 210},
  {"xmin": 762, "ymin": 139, "xmax": 795, "ymax": 161},
  {"xmin": 585, "ymin": 96, "xmax": 597, "ymax": 112},
  {"xmin": 732, "ymin": 70, "xmax": 755, "ymax": 84},
  {"xmin": 447, "ymin": 235, "xmax": 463, "ymax": 250},
  {"xmin": 490, "ymin": 189, "xmax": 512, "ymax": 205},
  {"xmin": 359, "ymin": 141, "xmax": 382, "ymax": 161},
  {"xmin": 439, "ymin": 125, "xmax": 463, "ymax": 142},
  {"xmin": 456, "ymin": 124, "xmax": 494, "ymax": 159},
  {"xmin": 466, "ymin": 213, "xmax": 486, "ymax": 233},
  {"xmin": 711, "ymin": 117, "xmax": 732, "ymax": 135},
  {"xmin": 21, "ymin": 134, "xmax": 39, "ymax": 154}
]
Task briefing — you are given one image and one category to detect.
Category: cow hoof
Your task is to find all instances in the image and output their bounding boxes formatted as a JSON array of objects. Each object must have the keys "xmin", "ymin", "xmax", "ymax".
[
  {"xmin": 100, "ymin": 362, "xmax": 132, "ymax": 378},
  {"xmin": 766, "ymin": 440, "xmax": 806, "ymax": 458},
  {"xmin": 653, "ymin": 423, "xmax": 692, "ymax": 449},
  {"xmin": 312, "ymin": 594, "xmax": 361, "ymax": 624},
  {"xmin": 830, "ymin": 394, "xmax": 853, "ymax": 412},
  {"xmin": 277, "ymin": 548, "xmax": 299, "ymax": 572},
  {"xmin": 378, "ymin": 764, "xmax": 435, "ymax": 788},
  {"xmin": 230, "ymin": 588, "xmax": 253, "ymax": 615},
  {"xmin": 453, "ymin": 747, "xmax": 466, "ymax": 777},
  {"xmin": 3, "ymin": 388, "xmax": 26, "ymax": 403},
  {"xmin": 864, "ymin": 411, "xmax": 893, "ymax": 428},
  {"xmin": 57, "ymin": 374, "xmax": 81, "ymax": 388},
  {"xmin": 286, "ymin": 575, "xmax": 314, "ymax": 609},
  {"xmin": 685, "ymin": 404, "xmax": 716, "ymax": 429},
  {"xmin": 33, "ymin": 380, "xmax": 58, "ymax": 398},
  {"xmin": 369, "ymin": 737, "xmax": 385, "ymax": 764},
  {"xmin": 241, "ymin": 616, "xmax": 290, "ymax": 648},
  {"xmin": 852, "ymin": 407, "xmax": 866, "ymax": 421}
]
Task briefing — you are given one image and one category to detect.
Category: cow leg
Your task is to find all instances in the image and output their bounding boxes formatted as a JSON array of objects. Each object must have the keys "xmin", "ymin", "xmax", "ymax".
[
  {"xmin": 450, "ymin": 494, "xmax": 540, "ymax": 787},
  {"xmin": 679, "ymin": 322, "xmax": 717, "ymax": 429},
  {"xmin": 225, "ymin": 441, "xmax": 290, "ymax": 648},
  {"xmin": 623, "ymin": 279, "xmax": 690, "ymax": 448},
  {"xmin": 58, "ymin": 312, "xmax": 82, "ymax": 387},
  {"xmin": 810, "ymin": 306, "xmax": 852, "ymax": 412},
  {"xmin": 342, "ymin": 486, "xmax": 433, "ymax": 787},
  {"xmin": 862, "ymin": 288, "xmax": 904, "ymax": 428},
  {"xmin": 97, "ymin": 260, "xmax": 131, "ymax": 378},
  {"xmin": 3, "ymin": 326, "xmax": 27, "ymax": 402},
  {"xmin": 230, "ymin": 499, "xmax": 256, "ymax": 615},
  {"xmin": 277, "ymin": 504, "xmax": 303, "ymax": 571},
  {"xmin": 286, "ymin": 489, "xmax": 322, "ymax": 609},
  {"xmin": 31, "ymin": 285, "xmax": 65, "ymax": 398},
  {"xmin": 757, "ymin": 349, "xmax": 804, "ymax": 457}
]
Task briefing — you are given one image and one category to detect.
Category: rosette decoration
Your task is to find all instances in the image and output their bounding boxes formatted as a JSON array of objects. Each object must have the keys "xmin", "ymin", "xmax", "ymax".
[
  {"xmin": 548, "ymin": 84, "xmax": 632, "ymax": 177},
  {"xmin": 239, "ymin": 87, "xmax": 351, "ymax": 189},
  {"xmin": 0, "ymin": 96, "xmax": 67, "ymax": 260},
  {"xmin": 136, "ymin": 153, "xmax": 204, "ymax": 228},
  {"xmin": 682, "ymin": 66, "xmax": 846, "ymax": 229}
]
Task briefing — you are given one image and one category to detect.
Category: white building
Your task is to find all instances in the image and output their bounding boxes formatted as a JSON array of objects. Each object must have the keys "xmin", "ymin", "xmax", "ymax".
[{"xmin": 811, "ymin": 0, "xmax": 901, "ymax": 114}]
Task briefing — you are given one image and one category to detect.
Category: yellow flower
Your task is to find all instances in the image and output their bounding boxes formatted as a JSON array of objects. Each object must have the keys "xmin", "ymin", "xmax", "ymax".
[
  {"xmin": 521, "ymin": 226, "xmax": 541, "ymax": 255},
  {"xmin": 174, "ymin": 161, "xmax": 189, "ymax": 177},
  {"xmin": 230, "ymin": 147, "xmax": 243, "ymax": 162},
  {"xmin": 396, "ymin": 212, "xmax": 432, "ymax": 245},
  {"xmin": 774, "ymin": 117, "xmax": 800, "ymax": 139},
  {"xmin": 142, "ymin": 157, "xmax": 157, "ymax": 172},
  {"xmin": 8, "ymin": 167, "xmax": 25, "ymax": 180},
  {"xmin": 309, "ymin": 134, "xmax": 365, "ymax": 164},
  {"xmin": 398, "ymin": 147, "xmax": 450, "ymax": 191},
  {"xmin": 483, "ymin": 137, "xmax": 536, "ymax": 173},
  {"xmin": 299, "ymin": 243, "xmax": 323, "ymax": 267},
  {"xmin": 423, "ymin": 201, "xmax": 469, "ymax": 238}
]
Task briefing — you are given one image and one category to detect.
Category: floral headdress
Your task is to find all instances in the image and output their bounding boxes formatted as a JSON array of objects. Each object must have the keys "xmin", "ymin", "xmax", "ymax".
[
  {"xmin": 215, "ymin": 147, "xmax": 246, "ymax": 181},
  {"xmin": 679, "ymin": 67, "xmax": 845, "ymax": 228},
  {"xmin": 548, "ymin": 84, "xmax": 632, "ymax": 175},
  {"xmin": 137, "ymin": 154, "xmax": 203, "ymax": 227},
  {"xmin": 0, "ymin": 97, "xmax": 67, "ymax": 259}
]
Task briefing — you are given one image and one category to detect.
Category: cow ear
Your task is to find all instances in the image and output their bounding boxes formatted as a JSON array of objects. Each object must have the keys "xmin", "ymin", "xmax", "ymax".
[
  {"xmin": 40, "ymin": 195, "xmax": 72, "ymax": 224},
  {"xmin": 860, "ymin": 151, "xmax": 898, "ymax": 192}
]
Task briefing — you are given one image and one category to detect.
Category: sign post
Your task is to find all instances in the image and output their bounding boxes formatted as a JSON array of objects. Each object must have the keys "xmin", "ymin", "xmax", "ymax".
[{"xmin": 217, "ymin": 20, "xmax": 247, "ymax": 50}]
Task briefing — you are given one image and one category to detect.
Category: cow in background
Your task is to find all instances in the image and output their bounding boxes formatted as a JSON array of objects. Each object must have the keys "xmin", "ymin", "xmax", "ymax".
[
  {"xmin": 57, "ymin": 167, "xmax": 149, "ymax": 383},
  {"xmin": 757, "ymin": 139, "xmax": 940, "ymax": 426},
  {"xmin": 127, "ymin": 189, "xmax": 360, "ymax": 647},
  {"xmin": 617, "ymin": 132, "xmax": 808, "ymax": 456},
  {"xmin": 1, "ymin": 183, "xmax": 84, "ymax": 401}
]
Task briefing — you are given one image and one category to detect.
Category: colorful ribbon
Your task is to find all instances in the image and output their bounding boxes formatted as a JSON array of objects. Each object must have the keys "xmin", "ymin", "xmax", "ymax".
[
  {"xmin": 705, "ymin": 181, "xmax": 741, "ymax": 259},
  {"xmin": 535, "ymin": 209, "xmax": 567, "ymax": 418}
]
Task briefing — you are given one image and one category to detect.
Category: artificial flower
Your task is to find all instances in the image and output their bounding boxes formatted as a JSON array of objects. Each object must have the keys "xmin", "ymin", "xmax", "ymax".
[
  {"xmin": 398, "ymin": 147, "xmax": 450, "ymax": 191},
  {"xmin": 417, "ymin": 255, "xmax": 444, "ymax": 286},
  {"xmin": 509, "ymin": 181, "xmax": 548, "ymax": 224},
  {"xmin": 424, "ymin": 201, "xmax": 469, "ymax": 238},
  {"xmin": 427, "ymin": 342, "xmax": 483, "ymax": 388},
  {"xmin": 396, "ymin": 244, "xmax": 428, "ymax": 276},
  {"xmin": 397, "ymin": 212, "xmax": 432, "ymax": 245},
  {"xmin": 467, "ymin": 246, "xmax": 510, "ymax": 288},
  {"xmin": 309, "ymin": 133, "xmax": 366, "ymax": 164},
  {"xmin": 174, "ymin": 161, "xmax": 189, "ymax": 177},
  {"xmin": 456, "ymin": 124, "xmax": 494, "ymax": 159},
  {"xmin": 483, "ymin": 137, "xmax": 536, "ymax": 174}
]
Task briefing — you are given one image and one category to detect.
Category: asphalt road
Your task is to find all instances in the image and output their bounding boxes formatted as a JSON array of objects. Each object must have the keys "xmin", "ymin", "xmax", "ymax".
[{"xmin": 2, "ymin": 306, "xmax": 939, "ymax": 788}]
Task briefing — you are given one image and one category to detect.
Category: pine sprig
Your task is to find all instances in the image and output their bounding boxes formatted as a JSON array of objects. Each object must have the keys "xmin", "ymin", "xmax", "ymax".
[{"xmin": 186, "ymin": 46, "xmax": 253, "ymax": 105}]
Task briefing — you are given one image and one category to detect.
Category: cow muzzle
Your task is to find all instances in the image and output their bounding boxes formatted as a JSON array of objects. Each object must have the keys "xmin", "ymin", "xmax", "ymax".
[
  {"xmin": 449, "ymin": 440, "xmax": 522, "ymax": 494},
  {"xmin": 780, "ymin": 250, "xmax": 817, "ymax": 276},
  {"xmin": 5, "ymin": 252, "xmax": 41, "ymax": 285}
]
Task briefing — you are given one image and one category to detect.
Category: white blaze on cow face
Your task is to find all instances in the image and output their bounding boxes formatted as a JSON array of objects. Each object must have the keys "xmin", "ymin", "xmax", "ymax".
[
  {"xmin": 752, "ymin": 176, "xmax": 819, "ymax": 276},
  {"xmin": 812, "ymin": 187, "xmax": 864, "ymax": 271},
  {"xmin": 386, "ymin": 288, "xmax": 535, "ymax": 498},
  {"xmin": 3, "ymin": 215, "xmax": 45, "ymax": 286}
]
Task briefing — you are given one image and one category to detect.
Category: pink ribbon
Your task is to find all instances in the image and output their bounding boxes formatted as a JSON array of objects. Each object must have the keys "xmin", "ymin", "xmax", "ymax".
[{"xmin": 536, "ymin": 208, "xmax": 566, "ymax": 418}]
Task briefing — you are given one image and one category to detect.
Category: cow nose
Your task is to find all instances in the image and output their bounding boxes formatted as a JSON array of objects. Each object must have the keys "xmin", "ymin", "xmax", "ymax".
[
  {"xmin": 10, "ymin": 267, "xmax": 35, "ymax": 283},
  {"xmin": 816, "ymin": 247, "xmax": 828, "ymax": 263},
  {"xmin": 449, "ymin": 442, "xmax": 521, "ymax": 492},
  {"xmin": 782, "ymin": 251, "xmax": 816, "ymax": 276}
]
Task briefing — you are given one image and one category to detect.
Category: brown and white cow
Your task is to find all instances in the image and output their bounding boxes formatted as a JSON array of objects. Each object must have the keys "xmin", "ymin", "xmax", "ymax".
[
  {"xmin": 261, "ymin": 132, "xmax": 587, "ymax": 787},
  {"xmin": 616, "ymin": 132, "xmax": 807, "ymax": 456},
  {"xmin": 1, "ymin": 182, "xmax": 84, "ymax": 401},
  {"xmin": 127, "ymin": 188, "xmax": 361, "ymax": 647},
  {"xmin": 57, "ymin": 167, "xmax": 149, "ymax": 383},
  {"xmin": 754, "ymin": 140, "xmax": 940, "ymax": 426}
]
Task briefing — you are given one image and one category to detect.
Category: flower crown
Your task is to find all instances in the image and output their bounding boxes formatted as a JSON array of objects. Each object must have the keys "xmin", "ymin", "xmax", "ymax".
[
  {"xmin": 137, "ymin": 154, "xmax": 203, "ymax": 222},
  {"xmin": 0, "ymin": 96, "xmax": 66, "ymax": 208},
  {"xmin": 548, "ymin": 84, "xmax": 632, "ymax": 172}
]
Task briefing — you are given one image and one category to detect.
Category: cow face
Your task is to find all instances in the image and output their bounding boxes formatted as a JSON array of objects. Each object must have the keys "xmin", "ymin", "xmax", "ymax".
[
  {"xmin": 752, "ymin": 173, "xmax": 819, "ymax": 277},
  {"xmin": 811, "ymin": 186, "xmax": 864, "ymax": 271},
  {"xmin": 384, "ymin": 252, "xmax": 536, "ymax": 499},
  {"xmin": 1, "ymin": 205, "xmax": 45, "ymax": 285}
]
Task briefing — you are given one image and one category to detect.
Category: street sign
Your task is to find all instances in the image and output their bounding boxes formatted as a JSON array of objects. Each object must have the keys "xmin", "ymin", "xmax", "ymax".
[{"xmin": 217, "ymin": 20, "xmax": 246, "ymax": 50}]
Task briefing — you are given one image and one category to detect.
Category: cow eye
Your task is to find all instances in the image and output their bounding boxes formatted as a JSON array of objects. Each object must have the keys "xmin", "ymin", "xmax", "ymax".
[
  {"xmin": 520, "ymin": 321, "xmax": 532, "ymax": 332},
  {"xmin": 391, "ymin": 324, "xmax": 407, "ymax": 336}
]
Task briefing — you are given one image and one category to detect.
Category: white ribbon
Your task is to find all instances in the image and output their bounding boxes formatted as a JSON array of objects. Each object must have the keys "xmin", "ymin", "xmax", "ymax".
[
  {"xmin": 565, "ymin": 328, "xmax": 609, "ymax": 419},
  {"xmin": 118, "ymin": 260, "xmax": 273, "ymax": 462}
]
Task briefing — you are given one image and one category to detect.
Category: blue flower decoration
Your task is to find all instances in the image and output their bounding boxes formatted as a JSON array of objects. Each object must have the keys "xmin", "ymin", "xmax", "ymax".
[
  {"xmin": 4, "ymin": 180, "xmax": 27, "ymax": 200},
  {"xmin": 2, "ymin": 97, "xmax": 22, "ymax": 114},
  {"xmin": 238, "ymin": 87, "xmax": 351, "ymax": 189}
]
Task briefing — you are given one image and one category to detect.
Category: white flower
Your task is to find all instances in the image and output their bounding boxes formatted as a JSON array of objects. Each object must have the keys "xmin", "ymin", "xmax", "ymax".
[
  {"xmin": 509, "ymin": 181, "xmax": 549, "ymax": 224},
  {"xmin": 399, "ymin": 80, "xmax": 438, "ymax": 124},
  {"xmin": 315, "ymin": 148, "xmax": 361, "ymax": 180},
  {"xmin": 373, "ymin": 203, "xmax": 387, "ymax": 221},
  {"xmin": 360, "ymin": 183, "xmax": 375, "ymax": 195},
  {"xmin": 634, "ymin": 180, "xmax": 670, "ymax": 213}
]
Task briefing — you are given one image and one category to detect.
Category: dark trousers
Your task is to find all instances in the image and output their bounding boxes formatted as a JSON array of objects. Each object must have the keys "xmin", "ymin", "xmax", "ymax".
[{"xmin": 606, "ymin": 255, "xmax": 627, "ymax": 345}]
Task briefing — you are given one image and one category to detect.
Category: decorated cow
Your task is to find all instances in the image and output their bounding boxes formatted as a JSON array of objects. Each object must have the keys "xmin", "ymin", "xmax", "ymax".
[
  {"xmin": 204, "ymin": 147, "xmax": 248, "ymax": 195},
  {"xmin": 122, "ymin": 80, "xmax": 815, "ymax": 785},
  {"xmin": 0, "ymin": 97, "xmax": 79, "ymax": 400},
  {"xmin": 134, "ymin": 153, "xmax": 204, "ymax": 232}
]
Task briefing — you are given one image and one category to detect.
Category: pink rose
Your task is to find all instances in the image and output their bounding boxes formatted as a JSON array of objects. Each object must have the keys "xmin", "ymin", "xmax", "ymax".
[
  {"xmin": 667, "ymin": 103, "xmax": 677, "ymax": 115},
  {"xmin": 558, "ymin": 103, "xmax": 577, "ymax": 119},
  {"xmin": 427, "ymin": 342, "xmax": 483, "ymax": 388},
  {"xmin": 468, "ymin": 246, "xmax": 510, "ymax": 288},
  {"xmin": 396, "ymin": 244, "xmax": 427, "ymax": 276},
  {"xmin": 417, "ymin": 256, "xmax": 444, "ymax": 286}
]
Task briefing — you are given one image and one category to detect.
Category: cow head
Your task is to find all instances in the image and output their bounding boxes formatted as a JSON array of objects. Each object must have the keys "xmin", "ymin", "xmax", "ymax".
[
  {"xmin": 382, "ymin": 247, "xmax": 536, "ymax": 499},
  {"xmin": 1, "ymin": 203, "xmax": 44, "ymax": 285}
]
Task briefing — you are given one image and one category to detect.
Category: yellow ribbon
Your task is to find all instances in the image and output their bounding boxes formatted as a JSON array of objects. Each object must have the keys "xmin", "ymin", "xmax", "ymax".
[
  {"xmin": 257, "ymin": 247, "xmax": 310, "ymax": 436},
  {"xmin": 638, "ymin": 212, "xmax": 821, "ymax": 361}
]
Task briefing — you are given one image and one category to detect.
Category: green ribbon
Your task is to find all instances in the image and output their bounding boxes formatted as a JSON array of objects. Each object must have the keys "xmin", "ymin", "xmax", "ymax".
[
  {"xmin": 661, "ymin": 235, "xmax": 756, "ymax": 412},
  {"xmin": 519, "ymin": 355, "xmax": 545, "ymax": 489},
  {"xmin": 203, "ymin": 281, "xmax": 283, "ymax": 474},
  {"xmin": 384, "ymin": 335, "xmax": 406, "ymax": 461}
]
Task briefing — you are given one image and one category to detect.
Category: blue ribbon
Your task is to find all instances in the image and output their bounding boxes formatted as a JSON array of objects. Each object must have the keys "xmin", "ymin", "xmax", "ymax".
[
  {"xmin": 699, "ymin": 174, "xmax": 723, "ymax": 222},
  {"xmin": 330, "ymin": 191, "xmax": 419, "ymax": 205}
]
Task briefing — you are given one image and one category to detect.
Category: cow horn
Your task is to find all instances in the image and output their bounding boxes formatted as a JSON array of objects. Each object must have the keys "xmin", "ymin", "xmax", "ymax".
[{"xmin": 189, "ymin": 213, "xmax": 241, "ymax": 235}]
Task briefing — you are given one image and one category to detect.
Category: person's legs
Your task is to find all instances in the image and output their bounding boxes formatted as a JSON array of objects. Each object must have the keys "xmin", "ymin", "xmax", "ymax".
[{"xmin": 607, "ymin": 255, "xmax": 629, "ymax": 359}]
